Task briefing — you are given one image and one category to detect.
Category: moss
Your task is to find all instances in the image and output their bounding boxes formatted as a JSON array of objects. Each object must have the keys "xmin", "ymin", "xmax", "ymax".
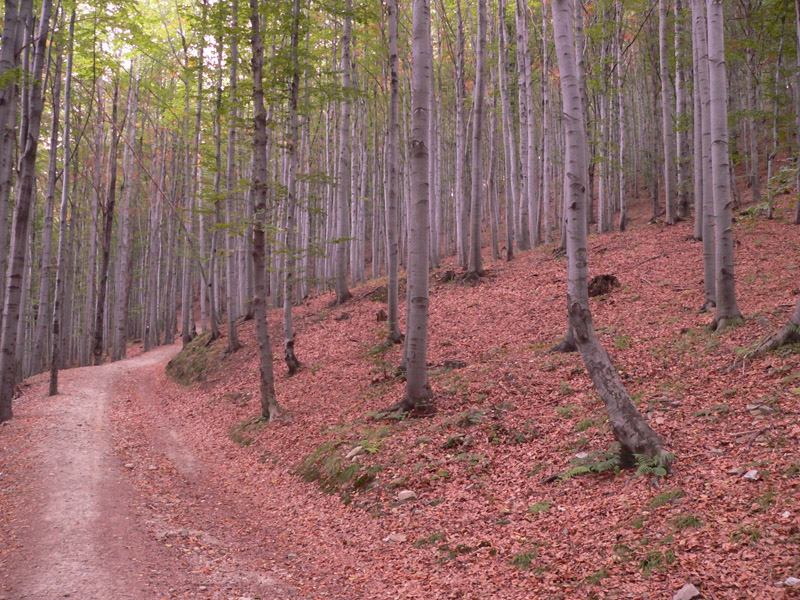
[{"xmin": 166, "ymin": 333, "xmax": 225, "ymax": 385}]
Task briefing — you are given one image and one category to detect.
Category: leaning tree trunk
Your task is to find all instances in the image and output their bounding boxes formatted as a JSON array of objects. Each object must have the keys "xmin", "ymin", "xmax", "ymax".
[
  {"xmin": 385, "ymin": 0, "xmax": 402, "ymax": 344},
  {"xmin": 388, "ymin": 0, "xmax": 433, "ymax": 415},
  {"xmin": 0, "ymin": 0, "xmax": 52, "ymax": 422},
  {"xmin": 552, "ymin": 0, "xmax": 665, "ymax": 465},
  {"xmin": 467, "ymin": 0, "xmax": 487, "ymax": 277},
  {"xmin": 706, "ymin": 0, "xmax": 742, "ymax": 330},
  {"xmin": 249, "ymin": 0, "xmax": 282, "ymax": 421}
]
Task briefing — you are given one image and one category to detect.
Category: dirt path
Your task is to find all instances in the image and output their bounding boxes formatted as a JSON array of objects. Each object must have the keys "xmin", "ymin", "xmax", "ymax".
[{"xmin": 0, "ymin": 345, "xmax": 291, "ymax": 600}]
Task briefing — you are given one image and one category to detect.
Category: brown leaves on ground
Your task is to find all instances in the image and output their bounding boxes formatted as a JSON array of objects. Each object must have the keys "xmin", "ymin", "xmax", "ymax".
[{"xmin": 8, "ymin": 198, "xmax": 800, "ymax": 599}]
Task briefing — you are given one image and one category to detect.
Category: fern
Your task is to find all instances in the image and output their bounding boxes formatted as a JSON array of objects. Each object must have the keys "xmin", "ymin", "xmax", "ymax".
[{"xmin": 635, "ymin": 451, "xmax": 675, "ymax": 478}]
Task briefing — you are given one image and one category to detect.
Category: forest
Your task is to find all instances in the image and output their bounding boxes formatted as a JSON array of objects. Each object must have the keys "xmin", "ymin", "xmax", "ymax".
[{"xmin": 1, "ymin": 0, "xmax": 800, "ymax": 598}]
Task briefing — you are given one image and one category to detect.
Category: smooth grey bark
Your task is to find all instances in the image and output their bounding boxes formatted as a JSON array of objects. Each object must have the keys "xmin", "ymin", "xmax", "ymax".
[
  {"xmin": 692, "ymin": 6, "xmax": 703, "ymax": 240},
  {"xmin": 766, "ymin": 35, "xmax": 783, "ymax": 220},
  {"xmin": 552, "ymin": 0, "xmax": 665, "ymax": 464},
  {"xmin": 706, "ymin": 0, "xmax": 742, "ymax": 329},
  {"xmin": 498, "ymin": 0, "xmax": 516, "ymax": 260},
  {"xmin": 467, "ymin": 0, "xmax": 487, "ymax": 277},
  {"xmin": 31, "ymin": 44, "xmax": 63, "ymax": 374},
  {"xmin": 454, "ymin": 0, "xmax": 468, "ymax": 267},
  {"xmin": 92, "ymin": 81, "xmax": 120, "ymax": 366},
  {"xmin": 746, "ymin": 48, "xmax": 761, "ymax": 205},
  {"xmin": 388, "ymin": 0, "xmax": 433, "ymax": 414},
  {"xmin": 283, "ymin": 0, "xmax": 301, "ymax": 375},
  {"xmin": 335, "ymin": 1, "xmax": 353, "ymax": 304},
  {"xmin": 0, "ymin": 0, "xmax": 52, "ymax": 422},
  {"xmin": 0, "ymin": 0, "xmax": 26, "ymax": 322},
  {"xmin": 225, "ymin": 0, "xmax": 242, "ymax": 350},
  {"xmin": 49, "ymin": 8, "xmax": 75, "ymax": 395},
  {"xmin": 515, "ymin": 0, "xmax": 531, "ymax": 250},
  {"xmin": 385, "ymin": 0, "xmax": 402, "ymax": 344},
  {"xmin": 249, "ymin": 0, "xmax": 281, "ymax": 421},
  {"xmin": 675, "ymin": 0, "xmax": 690, "ymax": 219},
  {"xmin": 111, "ymin": 71, "xmax": 139, "ymax": 361},
  {"xmin": 693, "ymin": 0, "xmax": 715, "ymax": 311},
  {"xmin": 616, "ymin": 0, "xmax": 627, "ymax": 231},
  {"xmin": 542, "ymin": 5, "xmax": 553, "ymax": 243},
  {"xmin": 660, "ymin": 0, "xmax": 677, "ymax": 225},
  {"xmin": 795, "ymin": 0, "xmax": 800, "ymax": 224}
]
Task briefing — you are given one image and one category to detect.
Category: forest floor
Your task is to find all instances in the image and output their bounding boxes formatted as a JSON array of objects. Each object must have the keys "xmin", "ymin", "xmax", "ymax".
[{"xmin": 2, "ymin": 194, "xmax": 800, "ymax": 599}]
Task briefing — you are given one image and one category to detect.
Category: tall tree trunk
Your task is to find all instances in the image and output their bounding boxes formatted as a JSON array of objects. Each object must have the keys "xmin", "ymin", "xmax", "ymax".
[
  {"xmin": 284, "ymin": 0, "xmax": 301, "ymax": 374},
  {"xmin": 498, "ymin": 0, "xmax": 516, "ymax": 260},
  {"xmin": 49, "ymin": 8, "xmax": 75, "ymax": 395},
  {"xmin": 388, "ymin": 0, "xmax": 433, "ymax": 414},
  {"xmin": 249, "ymin": 0, "xmax": 281, "ymax": 421},
  {"xmin": 616, "ymin": 0, "xmax": 627, "ymax": 231},
  {"xmin": 112, "ymin": 70, "xmax": 139, "ymax": 361},
  {"xmin": 675, "ymin": 0, "xmax": 690, "ymax": 219},
  {"xmin": 660, "ymin": 0, "xmax": 677, "ymax": 225},
  {"xmin": 226, "ymin": 0, "xmax": 243, "ymax": 350},
  {"xmin": 706, "ymin": 0, "xmax": 742, "ymax": 329},
  {"xmin": 0, "ymin": 0, "xmax": 52, "ymax": 421},
  {"xmin": 92, "ymin": 81, "xmax": 120, "ymax": 366},
  {"xmin": 467, "ymin": 0, "xmax": 487, "ymax": 277},
  {"xmin": 0, "ymin": 0, "xmax": 27, "ymax": 323},
  {"xmin": 31, "ymin": 43, "xmax": 63, "ymax": 374},
  {"xmin": 335, "ymin": 1, "xmax": 353, "ymax": 304},
  {"xmin": 552, "ymin": 0, "xmax": 665, "ymax": 465},
  {"xmin": 515, "ymin": 1, "xmax": 532, "ymax": 251},
  {"xmin": 693, "ymin": 0, "xmax": 715, "ymax": 312},
  {"xmin": 795, "ymin": 0, "xmax": 800, "ymax": 224},
  {"xmin": 747, "ymin": 49, "xmax": 761, "ymax": 204},
  {"xmin": 385, "ymin": 0, "xmax": 402, "ymax": 344},
  {"xmin": 455, "ymin": 0, "xmax": 468, "ymax": 267}
]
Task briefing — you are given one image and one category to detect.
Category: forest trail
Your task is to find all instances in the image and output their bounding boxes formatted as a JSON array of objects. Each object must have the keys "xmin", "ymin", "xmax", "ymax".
[{"xmin": 1, "ymin": 345, "xmax": 292, "ymax": 600}]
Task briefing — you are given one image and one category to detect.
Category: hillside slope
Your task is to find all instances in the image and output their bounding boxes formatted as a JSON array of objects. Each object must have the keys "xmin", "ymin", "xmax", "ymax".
[{"xmin": 116, "ymin": 197, "xmax": 800, "ymax": 598}]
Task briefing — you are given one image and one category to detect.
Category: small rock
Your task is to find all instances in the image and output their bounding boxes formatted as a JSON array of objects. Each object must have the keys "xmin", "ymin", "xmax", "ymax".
[
  {"xmin": 728, "ymin": 467, "xmax": 745, "ymax": 476},
  {"xmin": 382, "ymin": 533, "xmax": 407, "ymax": 543},
  {"xmin": 147, "ymin": 465, "xmax": 157, "ymax": 471},
  {"xmin": 743, "ymin": 469, "xmax": 759, "ymax": 481},
  {"xmin": 673, "ymin": 583, "xmax": 701, "ymax": 600},
  {"xmin": 710, "ymin": 449, "xmax": 724, "ymax": 456},
  {"xmin": 345, "ymin": 446, "xmax": 364, "ymax": 459},
  {"xmin": 782, "ymin": 511, "xmax": 791, "ymax": 519},
  {"xmin": 180, "ymin": 529, "xmax": 190, "ymax": 537},
  {"xmin": 124, "ymin": 463, "xmax": 135, "ymax": 469},
  {"xmin": 198, "ymin": 586, "xmax": 207, "ymax": 592},
  {"xmin": 654, "ymin": 416, "xmax": 666, "ymax": 425},
  {"xmin": 575, "ymin": 452, "xmax": 589, "ymax": 459},
  {"xmin": 785, "ymin": 577, "xmax": 800, "ymax": 588},
  {"xmin": 397, "ymin": 490, "xmax": 417, "ymax": 503}
]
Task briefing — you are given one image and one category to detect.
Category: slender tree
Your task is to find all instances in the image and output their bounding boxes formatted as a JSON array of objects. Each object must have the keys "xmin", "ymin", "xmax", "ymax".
[
  {"xmin": 385, "ymin": 0, "xmax": 402, "ymax": 344},
  {"xmin": 467, "ymin": 0, "xmax": 487, "ymax": 277},
  {"xmin": 249, "ymin": 0, "xmax": 282, "ymax": 421},
  {"xmin": 335, "ymin": 0, "xmax": 353, "ymax": 304}
]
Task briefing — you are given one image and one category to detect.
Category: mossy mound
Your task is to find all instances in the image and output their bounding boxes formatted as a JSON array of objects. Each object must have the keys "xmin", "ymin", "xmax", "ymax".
[{"xmin": 166, "ymin": 333, "xmax": 224, "ymax": 385}]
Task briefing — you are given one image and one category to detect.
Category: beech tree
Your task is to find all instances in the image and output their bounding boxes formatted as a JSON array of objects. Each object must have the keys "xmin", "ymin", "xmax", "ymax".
[
  {"xmin": 552, "ymin": 0, "xmax": 665, "ymax": 464},
  {"xmin": 706, "ymin": 0, "xmax": 742, "ymax": 330},
  {"xmin": 389, "ymin": 0, "xmax": 433, "ymax": 415},
  {"xmin": 249, "ymin": 0, "xmax": 281, "ymax": 421},
  {"xmin": 0, "ymin": 0, "xmax": 52, "ymax": 422}
]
